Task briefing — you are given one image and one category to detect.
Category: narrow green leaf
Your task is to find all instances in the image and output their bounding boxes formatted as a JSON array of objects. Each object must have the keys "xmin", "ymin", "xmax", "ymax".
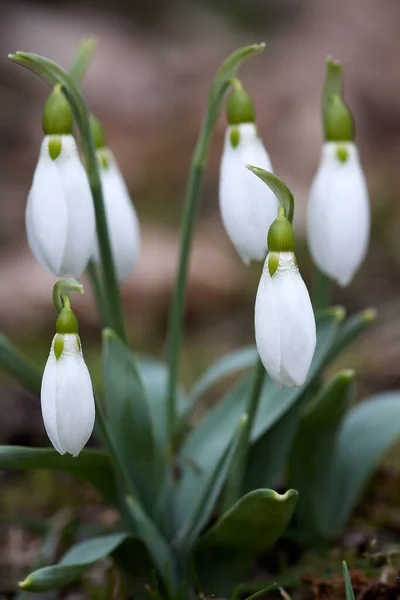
[
  {"xmin": 0, "ymin": 446, "xmax": 117, "ymax": 505},
  {"xmin": 0, "ymin": 334, "xmax": 42, "ymax": 394},
  {"xmin": 342, "ymin": 561, "xmax": 355, "ymax": 600},
  {"xmin": 245, "ymin": 168, "xmax": 294, "ymax": 224},
  {"xmin": 181, "ymin": 415, "xmax": 249, "ymax": 550},
  {"xmin": 184, "ymin": 346, "xmax": 258, "ymax": 414},
  {"xmin": 318, "ymin": 392, "xmax": 400, "ymax": 538},
  {"xmin": 69, "ymin": 37, "xmax": 97, "ymax": 83},
  {"xmin": 175, "ymin": 311, "xmax": 342, "ymax": 532},
  {"xmin": 198, "ymin": 489, "xmax": 298, "ymax": 553},
  {"xmin": 19, "ymin": 533, "xmax": 129, "ymax": 592},
  {"xmin": 326, "ymin": 308, "xmax": 376, "ymax": 364},
  {"xmin": 125, "ymin": 496, "xmax": 178, "ymax": 591},
  {"xmin": 102, "ymin": 330, "xmax": 159, "ymax": 509},
  {"xmin": 288, "ymin": 370, "xmax": 355, "ymax": 534},
  {"xmin": 244, "ymin": 584, "xmax": 277, "ymax": 600}
]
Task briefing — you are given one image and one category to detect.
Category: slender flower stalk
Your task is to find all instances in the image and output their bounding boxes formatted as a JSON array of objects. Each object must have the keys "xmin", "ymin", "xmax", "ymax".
[{"xmin": 165, "ymin": 44, "xmax": 265, "ymax": 447}]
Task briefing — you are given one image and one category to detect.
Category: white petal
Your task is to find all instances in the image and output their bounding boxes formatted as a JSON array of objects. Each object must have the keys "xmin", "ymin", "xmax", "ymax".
[
  {"xmin": 26, "ymin": 137, "xmax": 68, "ymax": 275},
  {"xmin": 93, "ymin": 149, "xmax": 140, "ymax": 281},
  {"xmin": 54, "ymin": 335, "xmax": 95, "ymax": 456},
  {"xmin": 41, "ymin": 336, "xmax": 64, "ymax": 454},
  {"xmin": 255, "ymin": 261, "xmax": 281, "ymax": 382},
  {"xmin": 55, "ymin": 136, "xmax": 95, "ymax": 278},
  {"xmin": 219, "ymin": 123, "xmax": 279, "ymax": 263},
  {"xmin": 307, "ymin": 142, "xmax": 370, "ymax": 286},
  {"xmin": 272, "ymin": 254, "xmax": 316, "ymax": 386},
  {"xmin": 255, "ymin": 253, "xmax": 316, "ymax": 387}
]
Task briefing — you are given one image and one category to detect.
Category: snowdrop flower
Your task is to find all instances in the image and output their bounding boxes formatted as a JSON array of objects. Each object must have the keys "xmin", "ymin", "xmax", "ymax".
[
  {"xmin": 26, "ymin": 86, "xmax": 95, "ymax": 278},
  {"xmin": 41, "ymin": 301, "xmax": 95, "ymax": 456},
  {"xmin": 255, "ymin": 208, "xmax": 316, "ymax": 387},
  {"xmin": 307, "ymin": 131, "xmax": 370, "ymax": 287},
  {"xmin": 219, "ymin": 85, "xmax": 279, "ymax": 264},
  {"xmin": 91, "ymin": 116, "xmax": 140, "ymax": 281}
]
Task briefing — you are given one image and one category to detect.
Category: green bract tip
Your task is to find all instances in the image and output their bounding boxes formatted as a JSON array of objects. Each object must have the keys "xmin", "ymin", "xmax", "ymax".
[
  {"xmin": 226, "ymin": 86, "xmax": 255, "ymax": 125},
  {"xmin": 90, "ymin": 114, "xmax": 106, "ymax": 149},
  {"xmin": 267, "ymin": 209, "xmax": 295, "ymax": 253},
  {"xmin": 42, "ymin": 86, "xmax": 73, "ymax": 136}
]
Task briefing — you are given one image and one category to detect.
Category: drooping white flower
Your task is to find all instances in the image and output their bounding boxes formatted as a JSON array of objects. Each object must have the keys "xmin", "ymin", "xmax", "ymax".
[
  {"xmin": 93, "ymin": 148, "xmax": 140, "ymax": 281},
  {"xmin": 307, "ymin": 142, "xmax": 370, "ymax": 287},
  {"xmin": 219, "ymin": 122, "xmax": 279, "ymax": 264},
  {"xmin": 26, "ymin": 135, "xmax": 95, "ymax": 278},
  {"xmin": 254, "ymin": 208, "xmax": 316, "ymax": 387},
  {"xmin": 41, "ymin": 332, "xmax": 95, "ymax": 456}
]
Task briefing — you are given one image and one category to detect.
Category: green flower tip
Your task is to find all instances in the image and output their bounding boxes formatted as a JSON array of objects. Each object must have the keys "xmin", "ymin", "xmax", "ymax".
[
  {"xmin": 42, "ymin": 85, "xmax": 73, "ymax": 136},
  {"xmin": 267, "ymin": 207, "xmax": 295, "ymax": 254},
  {"xmin": 330, "ymin": 305, "xmax": 346, "ymax": 322},
  {"xmin": 90, "ymin": 114, "xmax": 106, "ymax": 149},
  {"xmin": 56, "ymin": 307, "xmax": 79, "ymax": 334},
  {"xmin": 324, "ymin": 93, "xmax": 354, "ymax": 142},
  {"xmin": 336, "ymin": 145, "xmax": 349, "ymax": 163},
  {"xmin": 230, "ymin": 127, "xmax": 240, "ymax": 148},
  {"xmin": 363, "ymin": 307, "xmax": 377, "ymax": 323},
  {"xmin": 239, "ymin": 413, "xmax": 249, "ymax": 427},
  {"xmin": 227, "ymin": 86, "xmax": 255, "ymax": 125}
]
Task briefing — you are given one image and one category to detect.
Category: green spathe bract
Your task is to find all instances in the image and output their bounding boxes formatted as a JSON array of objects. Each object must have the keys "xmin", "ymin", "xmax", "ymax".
[{"xmin": 0, "ymin": 39, "xmax": 396, "ymax": 599}]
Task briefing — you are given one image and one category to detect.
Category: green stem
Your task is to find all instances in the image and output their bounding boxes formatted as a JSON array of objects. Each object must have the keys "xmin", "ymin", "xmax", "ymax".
[
  {"xmin": 165, "ymin": 42, "xmax": 266, "ymax": 446},
  {"xmin": 8, "ymin": 52, "xmax": 127, "ymax": 344},
  {"xmin": 87, "ymin": 259, "xmax": 109, "ymax": 327},
  {"xmin": 313, "ymin": 268, "xmax": 332, "ymax": 311},
  {"xmin": 223, "ymin": 358, "xmax": 265, "ymax": 510},
  {"xmin": 0, "ymin": 334, "xmax": 42, "ymax": 395}
]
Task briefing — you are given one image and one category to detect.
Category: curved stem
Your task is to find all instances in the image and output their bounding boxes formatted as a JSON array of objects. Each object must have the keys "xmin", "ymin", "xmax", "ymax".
[
  {"xmin": 52, "ymin": 278, "xmax": 83, "ymax": 314},
  {"xmin": 165, "ymin": 43, "xmax": 265, "ymax": 448}
]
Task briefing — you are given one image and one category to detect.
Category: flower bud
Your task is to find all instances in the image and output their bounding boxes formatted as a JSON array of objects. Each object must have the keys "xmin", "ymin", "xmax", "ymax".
[
  {"xmin": 92, "ymin": 145, "xmax": 140, "ymax": 281},
  {"xmin": 41, "ymin": 326, "xmax": 95, "ymax": 456},
  {"xmin": 255, "ymin": 252, "xmax": 316, "ymax": 387},
  {"xmin": 219, "ymin": 85, "xmax": 279, "ymax": 264},
  {"xmin": 26, "ymin": 135, "xmax": 95, "ymax": 278},
  {"xmin": 307, "ymin": 142, "xmax": 370, "ymax": 286}
]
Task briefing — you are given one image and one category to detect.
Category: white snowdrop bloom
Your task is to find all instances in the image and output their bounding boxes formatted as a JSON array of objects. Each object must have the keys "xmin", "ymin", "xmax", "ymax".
[
  {"xmin": 307, "ymin": 142, "xmax": 370, "ymax": 287},
  {"xmin": 41, "ymin": 332, "xmax": 95, "ymax": 456},
  {"xmin": 26, "ymin": 134, "xmax": 95, "ymax": 278},
  {"xmin": 255, "ymin": 209, "xmax": 316, "ymax": 387},
  {"xmin": 219, "ymin": 122, "xmax": 279, "ymax": 264},
  {"xmin": 93, "ymin": 148, "xmax": 140, "ymax": 281}
]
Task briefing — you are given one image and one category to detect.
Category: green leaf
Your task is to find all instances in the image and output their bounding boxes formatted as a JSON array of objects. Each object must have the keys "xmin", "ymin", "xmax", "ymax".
[
  {"xmin": 69, "ymin": 37, "xmax": 97, "ymax": 83},
  {"xmin": 198, "ymin": 488, "xmax": 298, "ymax": 552},
  {"xmin": 0, "ymin": 334, "xmax": 42, "ymax": 394},
  {"xmin": 0, "ymin": 446, "xmax": 117, "ymax": 505},
  {"xmin": 125, "ymin": 496, "xmax": 179, "ymax": 592},
  {"xmin": 342, "ymin": 561, "xmax": 355, "ymax": 600},
  {"xmin": 318, "ymin": 391, "xmax": 400, "ymax": 538},
  {"xmin": 184, "ymin": 346, "xmax": 258, "ymax": 414},
  {"xmin": 288, "ymin": 370, "xmax": 355, "ymax": 534},
  {"xmin": 102, "ymin": 330, "xmax": 159, "ymax": 508},
  {"xmin": 245, "ymin": 168, "xmax": 294, "ymax": 224},
  {"xmin": 179, "ymin": 415, "xmax": 249, "ymax": 550},
  {"xmin": 19, "ymin": 533, "xmax": 129, "ymax": 592},
  {"xmin": 175, "ymin": 311, "xmax": 342, "ymax": 532}
]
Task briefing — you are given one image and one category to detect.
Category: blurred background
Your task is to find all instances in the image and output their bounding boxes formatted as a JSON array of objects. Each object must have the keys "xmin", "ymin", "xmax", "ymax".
[{"xmin": 1, "ymin": 0, "xmax": 400, "ymax": 595}]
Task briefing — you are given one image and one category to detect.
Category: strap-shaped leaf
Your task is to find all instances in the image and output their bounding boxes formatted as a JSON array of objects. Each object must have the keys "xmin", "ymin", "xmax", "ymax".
[
  {"xmin": 0, "ymin": 334, "xmax": 42, "ymax": 394},
  {"xmin": 343, "ymin": 561, "xmax": 356, "ymax": 600},
  {"xmin": 102, "ymin": 330, "xmax": 159, "ymax": 509},
  {"xmin": 19, "ymin": 533, "xmax": 129, "ymax": 592},
  {"xmin": 288, "ymin": 370, "xmax": 355, "ymax": 534},
  {"xmin": 0, "ymin": 446, "xmax": 116, "ymax": 505},
  {"xmin": 184, "ymin": 346, "xmax": 258, "ymax": 414},
  {"xmin": 198, "ymin": 488, "xmax": 298, "ymax": 552},
  {"xmin": 317, "ymin": 391, "xmax": 400, "ymax": 538},
  {"xmin": 325, "ymin": 308, "xmax": 376, "ymax": 364},
  {"xmin": 175, "ymin": 310, "xmax": 342, "ymax": 532}
]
